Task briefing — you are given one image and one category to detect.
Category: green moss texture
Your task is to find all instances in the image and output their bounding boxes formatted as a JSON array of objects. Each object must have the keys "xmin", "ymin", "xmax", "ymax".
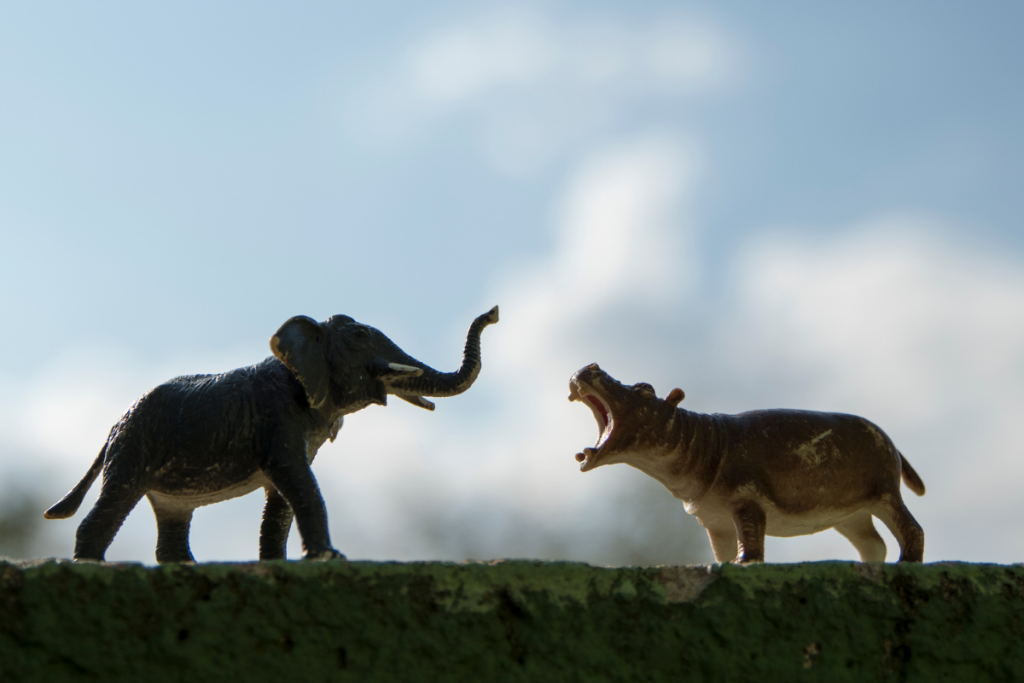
[{"xmin": 1, "ymin": 559, "xmax": 1022, "ymax": 682}]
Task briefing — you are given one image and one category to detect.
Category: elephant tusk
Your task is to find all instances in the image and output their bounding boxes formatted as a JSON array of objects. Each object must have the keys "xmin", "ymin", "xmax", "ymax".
[
  {"xmin": 388, "ymin": 363, "xmax": 423, "ymax": 376},
  {"xmin": 396, "ymin": 395, "xmax": 435, "ymax": 411},
  {"xmin": 329, "ymin": 416, "xmax": 344, "ymax": 442}
]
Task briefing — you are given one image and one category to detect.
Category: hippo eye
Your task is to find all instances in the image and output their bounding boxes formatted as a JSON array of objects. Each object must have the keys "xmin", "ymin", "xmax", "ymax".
[{"xmin": 633, "ymin": 383, "xmax": 656, "ymax": 398}]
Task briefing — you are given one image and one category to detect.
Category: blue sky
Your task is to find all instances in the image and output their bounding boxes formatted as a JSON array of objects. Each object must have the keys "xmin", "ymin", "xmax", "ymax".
[{"xmin": 2, "ymin": 2, "xmax": 1023, "ymax": 564}]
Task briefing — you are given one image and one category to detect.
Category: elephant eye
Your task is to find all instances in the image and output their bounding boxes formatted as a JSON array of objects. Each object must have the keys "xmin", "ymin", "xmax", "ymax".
[{"xmin": 353, "ymin": 327, "xmax": 370, "ymax": 340}]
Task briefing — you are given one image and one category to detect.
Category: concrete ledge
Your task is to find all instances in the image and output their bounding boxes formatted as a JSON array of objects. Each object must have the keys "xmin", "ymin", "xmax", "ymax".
[{"xmin": 1, "ymin": 559, "xmax": 1022, "ymax": 681}]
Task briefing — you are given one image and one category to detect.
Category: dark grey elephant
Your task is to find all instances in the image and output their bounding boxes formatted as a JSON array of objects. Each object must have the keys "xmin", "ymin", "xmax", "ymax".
[{"xmin": 44, "ymin": 306, "xmax": 499, "ymax": 563}]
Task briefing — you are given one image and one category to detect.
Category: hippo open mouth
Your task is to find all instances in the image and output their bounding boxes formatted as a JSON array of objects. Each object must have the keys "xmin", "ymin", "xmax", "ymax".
[{"xmin": 568, "ymin": 377, "xmax": 614, "ymax": 471}]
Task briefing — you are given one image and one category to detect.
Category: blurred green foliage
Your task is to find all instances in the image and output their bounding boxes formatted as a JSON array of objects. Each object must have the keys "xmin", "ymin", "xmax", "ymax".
[
  {"xmin": 407, "ymin": 473, "xmax": 713, "ymax": 566},
  {"xmin": 0, "ymin": 484, "xmax": 44, "ymax": 559}
]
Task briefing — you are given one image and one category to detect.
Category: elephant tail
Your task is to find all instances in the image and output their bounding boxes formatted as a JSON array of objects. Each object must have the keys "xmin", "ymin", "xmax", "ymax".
[
  {"xmin": 899, "ymin": 451, "xmax": 925, "ymax": 496},
  {"xmin": 44, "ymin": 443, "xmax": 107, "ymax": 519}
]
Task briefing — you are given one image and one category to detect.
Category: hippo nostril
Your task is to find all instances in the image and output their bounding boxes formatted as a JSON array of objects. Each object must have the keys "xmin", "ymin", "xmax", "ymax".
[{"xmin": 633, "ymin": 382, "xmax": 656, "ymax": 398}]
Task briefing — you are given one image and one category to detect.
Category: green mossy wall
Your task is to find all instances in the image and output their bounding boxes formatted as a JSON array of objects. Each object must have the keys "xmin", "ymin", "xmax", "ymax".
[{"xmin": 1, "ymin": 559, "xmax": 1022, "ymax": 682}]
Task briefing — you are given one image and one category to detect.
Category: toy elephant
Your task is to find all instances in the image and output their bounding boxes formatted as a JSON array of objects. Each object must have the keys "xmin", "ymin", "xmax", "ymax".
[
  {"xmin": 568, "ymin": 363, "xmax": 925, "ymax": 563},
  {"xmin": 45, "ymin": 306, "xmax": 499, "ymax": 563}
]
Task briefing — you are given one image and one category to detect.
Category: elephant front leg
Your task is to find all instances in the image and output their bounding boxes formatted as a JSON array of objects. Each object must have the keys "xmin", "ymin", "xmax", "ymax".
[
  {"xmin": 262, "ymin": 449, "xmax": 345, "ymax": 561},
  {"xmin": 259, "ymin": 486, "xmax": 294, "ymax": 560}
]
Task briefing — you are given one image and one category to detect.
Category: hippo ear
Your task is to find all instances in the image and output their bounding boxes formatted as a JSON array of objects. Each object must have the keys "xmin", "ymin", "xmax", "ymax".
[
  {"xmin": 666, "ymin": 388, "xmax": 685, "ymax": 407},
  {"xmin": 270, "ymin": 316, "xmax": 331, "ymax": 410}
]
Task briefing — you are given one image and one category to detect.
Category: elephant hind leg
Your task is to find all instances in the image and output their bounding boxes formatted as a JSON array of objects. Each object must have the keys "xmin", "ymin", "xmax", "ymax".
[
  {"xmin": 874, "ymin": 499, "xmax": 925, "ymax": 563},
  {"xmin": 834, "ymin": 510, "xmax": 887, "ymax": 562},
  {"xmin": 74, "ymin": 484, "xmax": 144, "ymax": 561},
  {"xmin": 148, "ymin": 495, "xmax": 197, "ymax": 564}
]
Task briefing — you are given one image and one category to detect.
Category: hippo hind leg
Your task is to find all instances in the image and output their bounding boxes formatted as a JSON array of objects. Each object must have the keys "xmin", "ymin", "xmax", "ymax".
[
  {"xmin": 834, "ymin": 510, "xmax": 887, "ymax": 562},
  {"xmin": 148, "ymin": 495, "xmax": 197, "ymax": 564},
  {"xmin": 874, "ymin": 499, "xmax": 925, "ymax": 562}
]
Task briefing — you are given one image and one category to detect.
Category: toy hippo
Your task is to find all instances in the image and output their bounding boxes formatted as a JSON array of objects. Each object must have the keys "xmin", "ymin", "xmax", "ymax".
[
  {"xmin": 568, "ymin": 363, "xmax": 925, "ymax": 563},
  {"xmin": 45, "ymin": 306, "xmax": 499, "ymax": 563}
]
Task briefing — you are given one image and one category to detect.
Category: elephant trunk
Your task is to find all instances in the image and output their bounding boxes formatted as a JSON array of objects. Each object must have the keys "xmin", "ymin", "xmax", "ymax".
[{"xmin": 385, "ymin": 306, "xmax": 498, "ymax": 398}]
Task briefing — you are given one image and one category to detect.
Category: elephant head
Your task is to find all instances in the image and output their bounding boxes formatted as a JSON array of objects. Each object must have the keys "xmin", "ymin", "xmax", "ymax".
[{"xmin": 270, "ymin": 306, "xmax": 499, "ymax": 415}]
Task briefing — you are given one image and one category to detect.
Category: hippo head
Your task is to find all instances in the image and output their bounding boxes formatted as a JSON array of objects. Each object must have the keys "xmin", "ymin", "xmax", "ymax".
[{"xmin": 568, "ymin": 363, "xmax": 685, "ymax": 472}]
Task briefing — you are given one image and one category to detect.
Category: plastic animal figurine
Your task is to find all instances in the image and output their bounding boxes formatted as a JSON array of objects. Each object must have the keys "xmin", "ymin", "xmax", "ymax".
[
  {"xmin": 46, "ymin": 306, "xmax": 499, "ymax": 563},
  {"xmin": 568, "ymin": 363, "xmax": 925, "ymax": 563}
]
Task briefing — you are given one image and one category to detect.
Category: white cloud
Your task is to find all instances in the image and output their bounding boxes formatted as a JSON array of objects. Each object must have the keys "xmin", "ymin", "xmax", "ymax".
[
  {"xmin": 349, "ymin": 9, "xmax": 734, "ymax": 175},
  {"xmin": 490, "ymin": 132, "xmax": 697, "ymax": 368},
  {"xmin": 726, "ymin": 220, "xmax": 1024, "ymax": 426},
  {"xmin": 409, "ymin": 11, "xmax": 555, "ymax": 105},
  {"xmin": 407, "ymin": 12, "xmax": 730, "ymax": 105}
]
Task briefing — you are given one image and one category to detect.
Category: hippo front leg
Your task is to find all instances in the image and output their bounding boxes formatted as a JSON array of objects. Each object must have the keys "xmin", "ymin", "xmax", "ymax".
[
  {"xmin": 731, "ymin": 500, "xmax": 767, "ymax": 564},
  {"xmin": 262, "ymin": 440, "xmax": 345, "ymax": 561},
  {"xmin": 705, "ymin": 527, "xmax": 739, "ymax": 563}
]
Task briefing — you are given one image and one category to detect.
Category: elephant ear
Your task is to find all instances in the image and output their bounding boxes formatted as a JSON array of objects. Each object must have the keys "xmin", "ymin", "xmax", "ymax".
[{"xmin": 270, "ymin": 316, "xmax": 331, "ymax": 410}]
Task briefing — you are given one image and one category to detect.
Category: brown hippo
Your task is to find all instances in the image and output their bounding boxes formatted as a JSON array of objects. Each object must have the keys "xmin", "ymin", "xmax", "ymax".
[{"xmin": 568, "ymin": 363, "xmax": 925, "ymax": 563}]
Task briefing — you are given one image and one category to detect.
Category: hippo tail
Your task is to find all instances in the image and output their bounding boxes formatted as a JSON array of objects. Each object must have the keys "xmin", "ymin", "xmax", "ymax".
[
  {"xmin": 898, "ymin": 451, "xmax": 925, "ymax": 496},
  {"xmin": 44, "ymin": 442, "xmax": 107, "ymax": 519}
]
